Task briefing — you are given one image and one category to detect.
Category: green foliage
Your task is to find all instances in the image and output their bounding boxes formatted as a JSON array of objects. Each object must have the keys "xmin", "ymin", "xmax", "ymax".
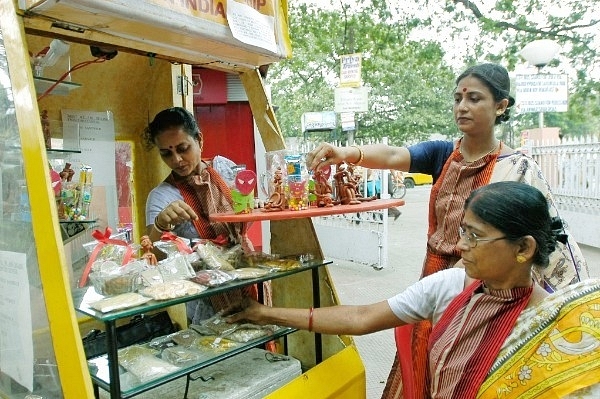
[
  {"xmin": 268, "ymin": 2, "xmax": 456, "ymax": 146},
  {"xmin": 268, "ymin": 0, "xmax": 599, "ymax": 144}
]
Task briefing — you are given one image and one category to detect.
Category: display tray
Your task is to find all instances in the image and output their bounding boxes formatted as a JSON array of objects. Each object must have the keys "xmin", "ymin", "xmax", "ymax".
[
  {"xmin": 75, "ymin": 258, "xmax": 332, "ymax": 322},
  {"xmin": 209, "ymin": 198, "xmax": 405, "ymax": 222},
  {"xmin": 88, "ymin": 329, "xmax": 298, "ymax": 398}
]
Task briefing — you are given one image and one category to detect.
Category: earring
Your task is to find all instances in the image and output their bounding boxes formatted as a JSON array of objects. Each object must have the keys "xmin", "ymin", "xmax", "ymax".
[{"xmin": 516, "ymin": 255, "xmax": 527, "ymax": 264}]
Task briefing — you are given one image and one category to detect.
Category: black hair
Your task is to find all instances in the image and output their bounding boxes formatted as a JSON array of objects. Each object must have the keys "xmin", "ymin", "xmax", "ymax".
[
  {"xmin": 456, "ymin": 63, "xmax": 515, "ymax": 125},
  {"xmin": 464, "ymin": 181, "xmax": 555, "ymax": 267},
  {"xmin": 142, "ymin": 107, "xmax": 201, "ymax": 151}
]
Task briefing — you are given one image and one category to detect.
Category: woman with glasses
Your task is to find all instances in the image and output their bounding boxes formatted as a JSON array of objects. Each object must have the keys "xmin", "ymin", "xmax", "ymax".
[
  {"xmin": 306, "ymin": 63, "xmax": 587, "ymax": 398},
  {"xmin": 227, "ymin": 182, "xmax": 600, "ymax": 399}
]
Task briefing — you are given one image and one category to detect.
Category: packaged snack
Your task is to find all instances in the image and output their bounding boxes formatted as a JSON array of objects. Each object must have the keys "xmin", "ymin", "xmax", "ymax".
[{"xmin": 79, "ymin": 227, "xmax": 134, "ymax": 288}]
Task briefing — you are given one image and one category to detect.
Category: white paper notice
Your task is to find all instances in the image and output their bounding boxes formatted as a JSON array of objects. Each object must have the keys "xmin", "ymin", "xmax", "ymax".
[
  {"xmin": 61, "ymin": 109, "xmax": 118, "ymax": 226},
  {"xmin": 227, "ymin": 0, "xmax": 278, "ymax": 53},
  {"xmin": 0, "ymin": 250, "xmax": 33, "ymax": 391}
]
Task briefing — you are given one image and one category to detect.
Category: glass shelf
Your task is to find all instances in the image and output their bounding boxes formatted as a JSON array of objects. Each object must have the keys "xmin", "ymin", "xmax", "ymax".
[
  {"xmin": 33, "ymin": 76, "xmax": 81, "ymax": 96},
  {"xmin": 87, "ymin": 327, "xmax": 297, "ymax": 398},
  {"xmin": 76, "ymin": 259, "xmax": 331, "ymax": 398},
  {"xmin": 76, "ymin": 258, "xmax": 332, "ymax": 321}
]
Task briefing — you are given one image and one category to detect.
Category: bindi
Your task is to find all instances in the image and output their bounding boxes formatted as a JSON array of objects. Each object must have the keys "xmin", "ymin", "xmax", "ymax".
[
  {"xmin": 462, "ymin": 87, "xmax": 468, "ymax": 92},
  {"xmin": 169, "ymin": 145, "xmax": 174, "ymax": 149}
]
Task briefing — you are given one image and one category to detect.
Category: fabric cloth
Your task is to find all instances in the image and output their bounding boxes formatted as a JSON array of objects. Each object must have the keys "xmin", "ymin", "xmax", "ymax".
[
  {"xmin": 382, "ymin": 140, "xmax": 588, "ymax": 399},
  {"xmin": 387, "ymin": 269, "xmax": 600, "ymax": 398},
  {"xmin": 428, "ymin": 281, "xmax": 533, "ymax": 399},
  {"xmin": 479, "ymin": 279, "xmax": 600, "ymax": 399}
]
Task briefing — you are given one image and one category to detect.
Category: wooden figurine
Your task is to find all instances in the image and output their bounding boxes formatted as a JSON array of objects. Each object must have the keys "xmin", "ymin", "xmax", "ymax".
[
  {"xmin": 263, "ymin": 167, "xmax": 287, "ymax": 211},
  {"xmin": 140, "ymin": 235, "xmax": 157, "ymax": 266}
]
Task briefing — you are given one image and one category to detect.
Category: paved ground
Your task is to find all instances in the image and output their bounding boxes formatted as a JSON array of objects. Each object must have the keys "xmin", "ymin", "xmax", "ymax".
[{"xmin": 327, "ymin": 186, "xmax": 600, "ymax": 399}]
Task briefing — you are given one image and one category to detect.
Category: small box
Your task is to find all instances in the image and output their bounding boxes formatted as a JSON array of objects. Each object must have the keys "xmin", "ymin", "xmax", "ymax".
[{"xmin": 191, "ymin": 348, "xmax": 301, "ymax": 399}]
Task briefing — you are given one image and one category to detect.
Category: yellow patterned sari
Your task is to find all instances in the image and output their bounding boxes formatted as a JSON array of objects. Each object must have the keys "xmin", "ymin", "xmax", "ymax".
[{"xmin": 478, "ymin": 279, "xmax": 600, "ymax": 398}]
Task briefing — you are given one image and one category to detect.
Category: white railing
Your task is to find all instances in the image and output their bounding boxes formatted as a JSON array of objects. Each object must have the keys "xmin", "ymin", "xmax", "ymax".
[{"xmin": 530, "ymin": 135, "xmax": 600, "ymax": 247}]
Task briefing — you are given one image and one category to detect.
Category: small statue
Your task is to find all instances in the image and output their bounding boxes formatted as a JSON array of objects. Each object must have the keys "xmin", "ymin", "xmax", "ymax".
[
  {"xmin": 333, "ymin": 163, "xmax": 361, "ymax": 205},
  {"xmin": 140, "ymin": 235, "xmax": 157, "ymax": 266},
  {"xmin": 60, "ymin": 162, "xmax": 75, "ymax": 182},
  {"xmin": 263, "ymin": 167, "xmax": 287, "ymax": 211},
  {"xmin": 313, "ymin": 168, "xmax": 334, "ymax": 207},
  {"xmin": 41, "ymin": 110, "xmax": 51, "ymax": 149}
]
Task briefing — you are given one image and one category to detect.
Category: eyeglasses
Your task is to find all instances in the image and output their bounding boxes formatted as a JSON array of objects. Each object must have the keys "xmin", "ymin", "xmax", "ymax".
[{"xmin": 458, "ymin": 226, "xmax": 507, "ymax": 248}]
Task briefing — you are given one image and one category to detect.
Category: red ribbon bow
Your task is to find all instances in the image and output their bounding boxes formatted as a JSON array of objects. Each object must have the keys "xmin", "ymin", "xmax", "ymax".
[
  {"xmin": 78, "ymin": 227, "xmax": 133, "ymax": 288},
  {"xmin": 160, "ymin": 231, "xmax": 194, "ymax": 254}
]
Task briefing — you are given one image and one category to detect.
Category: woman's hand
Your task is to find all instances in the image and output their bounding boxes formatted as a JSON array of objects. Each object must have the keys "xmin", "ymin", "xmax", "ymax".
[
  {"xmin": 156, "ymin": 200, "xmax": 198, "ymax": 230},
  {"xmin": 306, "ymin": 142, "xmax": 349, "ymax": 172},
  {"xmin": 225, "ymin": 297, "xmax": 267, "ymax": 325}
]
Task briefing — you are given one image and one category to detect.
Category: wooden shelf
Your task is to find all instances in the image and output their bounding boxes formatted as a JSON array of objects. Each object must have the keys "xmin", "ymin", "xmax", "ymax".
[{"xmin": 209, "ymin": 198, "xmax": 405, "ymax": 222}]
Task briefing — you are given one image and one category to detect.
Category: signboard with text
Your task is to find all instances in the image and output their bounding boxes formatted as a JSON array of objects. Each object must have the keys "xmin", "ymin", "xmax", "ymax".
[
  {"xmin": 515, "ymin": 74, "xmax": 568, "ymax": 113},
  {"xmin": 339, "ymin": 53, "xmax": 362, "ymax": 87},
  {"xmin": 301, "ymin": 111, "xmax": 337, "ymax": 132},
  {"xmin": 334, "ymin": 87, "xmax": 369, "ymax": 113}
]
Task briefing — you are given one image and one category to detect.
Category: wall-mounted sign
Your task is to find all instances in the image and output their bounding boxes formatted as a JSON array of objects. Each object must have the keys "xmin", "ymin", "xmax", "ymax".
[
  {"xmin": 515, "ymin": 74, "xmax": 568, "ymax": 113},
  {"xmin": 340, "ymin": 53, "xmax": 362, "ymax": 88},
  {"xmin": 301, "ymin": 111, "xmax": 337, "ymax": 132},
  {"xmin": 335, "ymin": 87, "xmax": 369, "ymax": 113}
]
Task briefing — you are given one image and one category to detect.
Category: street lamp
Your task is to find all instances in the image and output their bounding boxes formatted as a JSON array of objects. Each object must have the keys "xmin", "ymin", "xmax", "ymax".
[{"xmin": 519, "ymin": 39, "xmax": 561, "ymax": 129}]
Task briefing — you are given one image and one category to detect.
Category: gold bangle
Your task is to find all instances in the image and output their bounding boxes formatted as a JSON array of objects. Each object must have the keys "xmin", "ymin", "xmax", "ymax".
[
  {"xmin": 154, "ymin": 214, "xmax": 174, "ymax": 232},
  {"xmin": 348, "ymin": 145, "xmax": 364, "ymax": 166}
]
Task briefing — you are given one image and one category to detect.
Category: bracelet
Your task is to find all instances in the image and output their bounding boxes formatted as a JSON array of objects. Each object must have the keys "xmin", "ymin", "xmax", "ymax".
[
  {"xmin": 308, "ymin": 307, "xmax": 314, "ymax": 332},
  {"xmin": 154, "ymin": 214, "xmax": 174, "ymax": 232},
  {"xmin": 348, "ymin": 145, "xmax": 364, "ymax": 166}
]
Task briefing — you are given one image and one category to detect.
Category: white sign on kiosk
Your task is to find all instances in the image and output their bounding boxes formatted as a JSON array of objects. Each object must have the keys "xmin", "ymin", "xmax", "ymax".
[{"xmin": 515, "ymin": 74, "xmax": 568, "ymax": 113}]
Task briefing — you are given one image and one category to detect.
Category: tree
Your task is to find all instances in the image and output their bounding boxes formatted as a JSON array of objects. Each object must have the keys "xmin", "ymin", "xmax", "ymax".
[
  {"xmin": 268, "ymin": 2, "xmax": 456, "ymax": 146},
  {"xmin": 268, "ymin": 1, "xmax": 599, "ymax": 143}
]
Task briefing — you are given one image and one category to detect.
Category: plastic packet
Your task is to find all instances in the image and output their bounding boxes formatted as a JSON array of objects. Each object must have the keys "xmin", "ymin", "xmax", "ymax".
[
  {"xmin": 190, "ymin": 269, "xmax": 236, "ymax": 287},
  {"xmin": 118, "ymin": 346, "xmax": 179, "ymax": 383},
  {"xmin": 89, "ymin": 292, "xmax": 150, "ymax": 313},
  {"xmin": 139, "ymin": 280, "xmax": 207, "ymax": 300},
  {"xmin": 191, "ymin": 336, "xmax": 239, "ymax": 354},
  {"xmin": 190, "ymin": 312, "xmax": 238, "ymax": 337},
  {"xmin": 170, "ymin": 329, "xmax": 201, "ymax": 347},
  {"xmin": 89, "ymin": 259, "xmax": 145, "ymax": 296},
  {"xmin": 228, "ymin": 267, "xmax": 270, "ymax": 280},
  {"xmin": 161, "ymin": 346, "xmax": 203, "ymax": 365},
  {"xmin": 195, "ymin": 241, "xmax": 235, "ymax": 271},
  {"xmin": 226, "ymin": 324, "xmax": 278, "ymax": 343},
  {"xmin": 148, "ymin": 335, "xmax": 176, "ymax": 351},
  {"xmin": 153, "ymin": 236, "xmax": 191, "ymax": 257},
  {"xmin": 157, "ymin": 253, "xmax": 195, "ymax": 282}
]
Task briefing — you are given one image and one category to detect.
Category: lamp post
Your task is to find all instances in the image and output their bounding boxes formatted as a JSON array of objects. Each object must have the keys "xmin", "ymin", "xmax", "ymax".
[{"xmin": 519, "ymin": 39, "xmax": 561, "ymax": 129}]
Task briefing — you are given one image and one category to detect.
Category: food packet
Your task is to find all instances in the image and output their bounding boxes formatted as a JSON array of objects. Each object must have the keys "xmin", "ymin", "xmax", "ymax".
[
  {"xmin": 190, "ymin": 269, "xmax": 236, "ymax": 287},
  {"xmin": 157, "ymin": 253, "xmax": 195, "ymax": 282},
  {"xmin": 89, "ymin": 259, "xmax": 145, "ymax": 296},
  {"xmin": 194, "ymin": 241, "xmax": 235, "ymax": 271}
]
